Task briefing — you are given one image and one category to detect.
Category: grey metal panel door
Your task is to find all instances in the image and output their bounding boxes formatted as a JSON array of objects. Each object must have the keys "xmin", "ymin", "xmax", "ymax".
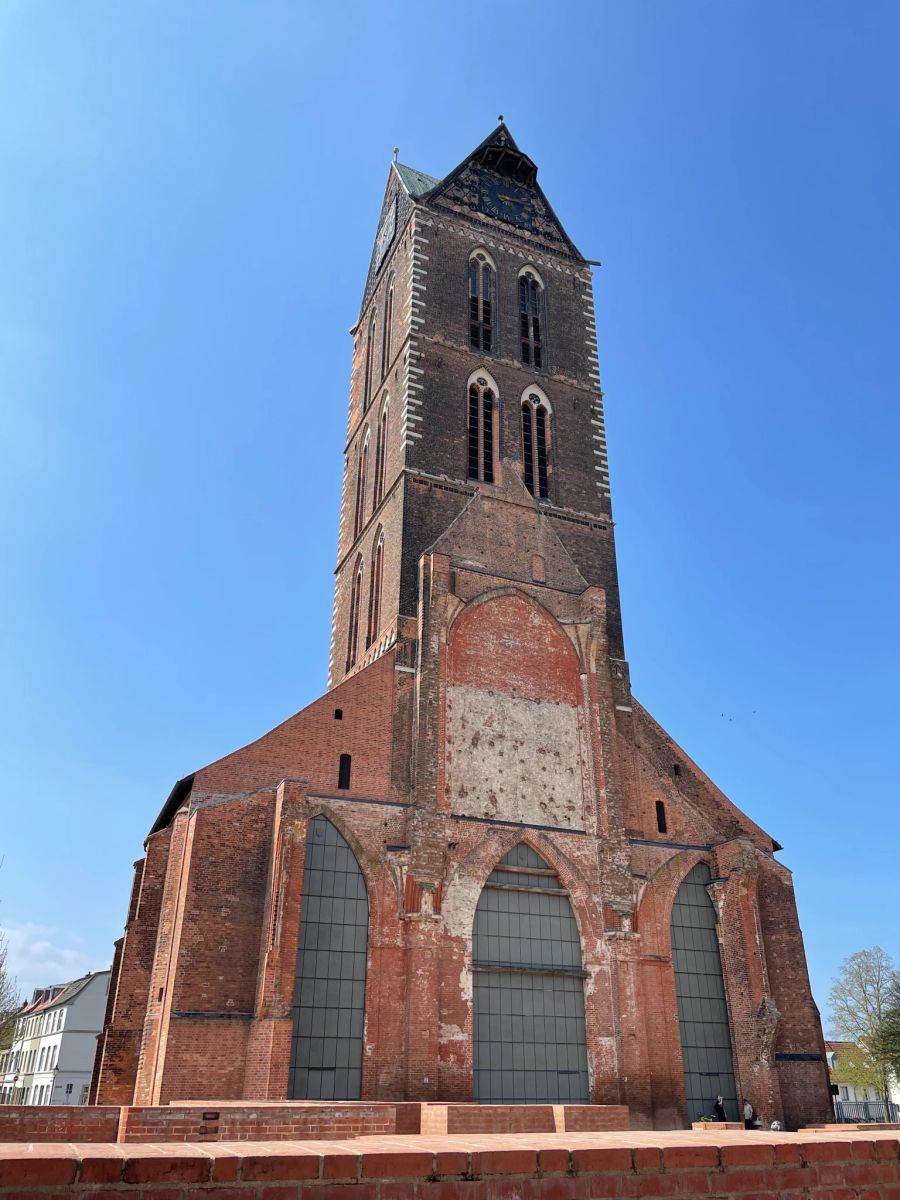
[
  {"xmin": 472, "ymin": 844, "xmax": 589, "ymax": 1103},
  {"xmin": 671, "ymin": 863, "xmax": 738, "ymax": 1123},
  {"xmin": 289, "ymin": 816, "xmax": 368, "ymax": 1100}
]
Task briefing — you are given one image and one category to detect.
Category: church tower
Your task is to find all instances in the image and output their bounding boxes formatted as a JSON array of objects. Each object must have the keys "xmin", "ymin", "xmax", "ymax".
[{"xmin": 92, "ymin": 125, "xmax": 833, "ymax": 1131}]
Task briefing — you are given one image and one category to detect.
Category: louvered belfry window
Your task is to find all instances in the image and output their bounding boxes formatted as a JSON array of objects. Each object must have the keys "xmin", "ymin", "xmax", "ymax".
[
  {"xmin": 366, "ymin": 530, "xmax": 384, "ymax": 649},
  {"xmin": 373, "ymin": 404, "xmax": 388, "ymax": 507},
  {"xmin": 519, "ymin": 271, "xmax": 544, "ymax": 368},
  {"xmin": 353, "ymin": 437, "xmax": 369, "ymax": 541},
  {"xmin": 469, "ymin": 253, "xmax": 495, "ymax": 352},
  {"xmin": 521, "ymin": 395, "xmax": 550, "ymax": 499},
  {"xmin": 345, "ymin": 558, "xmax": 363, "ymax": 671},
  {"xmin": 363, "ymin": 315, "xmax": 376, "ymax": 408},
  {"xmin": 380, "ymin": 278, "xmax": 393, "ymax": 378},
  {"xmin": 467, "ymin": 379, "xmax": 494, "ymax": 484}
]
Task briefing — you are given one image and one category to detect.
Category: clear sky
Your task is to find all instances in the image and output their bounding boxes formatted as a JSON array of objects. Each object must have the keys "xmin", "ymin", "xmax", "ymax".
[{"xmin": 1, "ymin": 1, "xmax": 898, "ymax": 1024}]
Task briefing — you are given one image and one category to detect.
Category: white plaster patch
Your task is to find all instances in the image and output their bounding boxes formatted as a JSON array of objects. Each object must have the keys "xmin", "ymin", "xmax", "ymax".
[{"xmin": 446, "ymin": 684, "xmax": 585, "ymax": 830}]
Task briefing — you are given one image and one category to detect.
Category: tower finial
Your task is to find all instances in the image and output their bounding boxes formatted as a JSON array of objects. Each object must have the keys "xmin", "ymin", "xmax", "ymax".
[
  {"xmin": 393, "ymin": 146, "xmax": 399, "ymax": 162},
  {"xmin": 497, "ymin": 113, "xmax": 504, "ymax": 123}
]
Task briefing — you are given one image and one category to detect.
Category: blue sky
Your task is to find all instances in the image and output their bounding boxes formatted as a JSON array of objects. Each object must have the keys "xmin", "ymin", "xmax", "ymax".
[{"xmin": 1, "ymin": 1, "xmax": 898, "ymax": 1023}]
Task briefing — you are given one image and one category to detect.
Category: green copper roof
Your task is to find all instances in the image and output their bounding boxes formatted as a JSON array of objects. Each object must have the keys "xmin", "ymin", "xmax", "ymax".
[{"xmin": 394, "ymin": 162, "xmax": 440, "ymax": 197}]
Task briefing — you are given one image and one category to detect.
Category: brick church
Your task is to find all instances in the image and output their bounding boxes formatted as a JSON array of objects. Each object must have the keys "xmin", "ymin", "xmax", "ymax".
[{"xmin": 92, "ymin": 123, "xmax": 832, "ymax": 1130}]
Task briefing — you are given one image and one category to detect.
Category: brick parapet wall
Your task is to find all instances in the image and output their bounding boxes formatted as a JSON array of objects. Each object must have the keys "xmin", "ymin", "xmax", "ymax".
[
  {"xmin": 0, "ymin": 1106, "xmax": 120, "ymax": 1144},
  {"xmin": 2, "ymin": 1131, "xmax": 899, "ymax": 1200}
]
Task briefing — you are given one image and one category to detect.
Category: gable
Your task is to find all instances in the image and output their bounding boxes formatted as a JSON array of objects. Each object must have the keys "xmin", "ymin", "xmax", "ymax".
[{"xmin": 424, "ymin": 160, "xmax": 583, "ymax": 259}]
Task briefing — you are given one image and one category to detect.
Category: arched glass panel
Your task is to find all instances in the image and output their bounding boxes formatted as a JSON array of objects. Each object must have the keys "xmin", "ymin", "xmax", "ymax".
[
  {"xmin": 472, "ymin": 844, "xmax": 589, "ymax": 1103},
  {"xmin": 289, "ymin": 816, "xmax": 369, "ymax": 1100},
  {"xmin": 671, "ymin": 863, "xmax": 737, "ymax": 1123}
]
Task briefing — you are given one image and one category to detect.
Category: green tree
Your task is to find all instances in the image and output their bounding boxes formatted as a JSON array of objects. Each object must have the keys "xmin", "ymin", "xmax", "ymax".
[
  {"xmin": 828, "ymin": 947, "xmax": 899, "ymax": 1108},
  {"xmin": 873, "ymin": 977, "xmax": 900, "ymax": 1085},
  {"xmin": 0, "ymin": 930, "xmax": 20, "ymax": 1050}
]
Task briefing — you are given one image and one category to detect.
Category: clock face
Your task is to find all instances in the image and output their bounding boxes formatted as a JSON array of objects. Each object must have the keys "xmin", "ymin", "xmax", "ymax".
[
  {"xmin": 375, "ymin": 197, "xmax": 396, "ymax": 269},
  {"xmin": 478, "ymin": 177, "xmax": 534, "ymax": 229}
]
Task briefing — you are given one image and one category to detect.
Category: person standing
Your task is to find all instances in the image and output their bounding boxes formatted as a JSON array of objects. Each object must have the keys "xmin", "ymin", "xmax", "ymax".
[
  {"xmin": 743, "ymin": 1098, "xmax": 755, "ymax": 1129},
  {"xmin": 714, "ymin": 1096, "xmax": 727, "ymax": 1122}
]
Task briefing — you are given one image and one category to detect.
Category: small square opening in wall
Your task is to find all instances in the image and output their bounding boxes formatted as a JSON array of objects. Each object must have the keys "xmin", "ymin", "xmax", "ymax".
[
  {"xmin": 673, "ymin": 763, "xmax": 681, "ymax": 776},
  {"xmin": 334, "ymin": 708, "xmax": 343, "ymax": 720}
]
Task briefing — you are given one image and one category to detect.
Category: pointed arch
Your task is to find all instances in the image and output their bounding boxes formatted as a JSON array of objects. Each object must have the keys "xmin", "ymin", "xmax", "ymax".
[
  {"xmin": 671, "ymin": 862, "xmax": 737, "ymax": 1124},
  {"xmin": 363, "ymin": 314, "xmax": 376, "ymax": 409},
  {"xmin": 289, "ymin": 814, "xmax": 369, "ymax": 1099},
  {"xmin": 373, "ymin": 399, "xmax": 389, "ymax": 506},
  {"xmin": 353, "ymin": 431, "xmax": 369, "ymax": 540},
  {"xmin": 472, "ymin": 842, "xmax": 589, "ymax": 1102},
  {"xmin": 380, "ymin": 275, "xmax": 394, "ymax": 378},
  {"xmin": 345, "ymin": 555, "xmax": 364, "ymax": 671},
  {"xmin": 366, "ymin": 526, "xmax": 385, "ymax": 648}
]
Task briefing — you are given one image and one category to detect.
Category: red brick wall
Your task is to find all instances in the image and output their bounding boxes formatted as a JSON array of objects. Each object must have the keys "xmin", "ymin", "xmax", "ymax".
[
  {"xmin": 119, "ymin": 1103, "xmax": 396, "ymax": 1143},
  {"xmin": 4, "ymin": 1132, "xmax": 900, "ymax": 1200},
  {"xmin": 0, "ymin": 1105, "xmax": 120, "ymax": 1143}
]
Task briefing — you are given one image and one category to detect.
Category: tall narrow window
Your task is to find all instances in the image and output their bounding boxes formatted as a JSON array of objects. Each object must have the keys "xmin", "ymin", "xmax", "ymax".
[
  {"xmin": 373, "ymin": 404, "xmax": 388, "ymax": 506},
  {"xmin": 671, "ymin": 863, "xmax": 737, "ymax": 1123},
  {"xmin": 469, "ymin": 251, "xmax": 495, "ymax": 352},
  {"xmin": 366, "ymin": 529, "xmax": 384, "ymax": 648},
  {"xmin": 346, "ymin": 558, "xmax": 363, "ymax": 671},
  {"xmin": 363, "ymin": 315, "xmax": 376, "ymax": 409},
  {"xmin": 380, "ymin": 278, "xmax": 394, "ymax": 377},
  {"xmin": 353, "ymin": 435, "xmax": 369, "ymax": 540},
  {"xmin": 521, "ymin": 392, "xmax": 550, "ymax": 499},
  {"xmin": 337, "ymin": 754, "xmax": 352, "ymax": 790},
  {"xmin": 467, "ymin": 377, "xmax": 495, "ymax": 484},
  {"xmin": 472, "ymin": 844, "xmax": 589, "ymax": 1102},
  {"xmin": 289, "ymin": 816, "xmax": 368, "ymax": 1099},
  {"xmin": 519, "ymin": 270, "xmax": 544, "ymax": 368}
]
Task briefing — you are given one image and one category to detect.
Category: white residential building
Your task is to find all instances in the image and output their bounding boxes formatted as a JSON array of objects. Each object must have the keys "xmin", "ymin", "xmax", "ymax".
[
  {"xmin": 825, "ymin": 1040, "xmax": 900, "ymax": 1120},
  {"xmin": 0, "ymin": 971, "xmax": 110, "ymax": 1106}
]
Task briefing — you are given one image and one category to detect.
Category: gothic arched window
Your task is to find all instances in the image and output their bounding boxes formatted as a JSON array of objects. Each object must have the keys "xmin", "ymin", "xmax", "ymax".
[
  {"xmin": 469, "ymin": 250, "xmax": 495, "ymax": 353},
  {"xmin": 521, "ymin": 391, "xmax": 550, "ymax": 499},
  {"xmin": 381, "ymin": 277, "xmax": 394, "ymax": 378},
  {"xmin": 467, "ymin": 376, "xmax": 495, "ymax": 484},
  {"xmin": 366, "ymin": 528, "xmax": 384, "ymax": 649},
  {"xmin": 363, "ymin": 314, "xmax": 376, "ymax": 409},
  {"xmin": 671, "ymin": 863, "xmax": 737, "ymax": 1123},
  {"xmin": 289, "ymin": 815, "xmax": 368, "ymax": 1099},
  {"xmin": 472, "ymin": 844, "xmax": 589, "ymax": 1102},
  {"xmin": 373, "ymin": 402, "xmax": 388, "ymax": 507},
  {"xmin": 346, "ymin": 557, "xmax": 363, "ymax": 671},
  {"xmin": 353, "ymin": 434, "xmax": 369, "ymax": 541},
  {"xmin": 518, "ymin": 269, "xmax": 544, "ymax": 368}
]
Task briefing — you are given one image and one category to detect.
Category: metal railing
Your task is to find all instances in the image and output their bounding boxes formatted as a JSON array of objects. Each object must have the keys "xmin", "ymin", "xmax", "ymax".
[{"xmin": 834, "ymin": 1099, "xmax": 900, "ymax": 1124}]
